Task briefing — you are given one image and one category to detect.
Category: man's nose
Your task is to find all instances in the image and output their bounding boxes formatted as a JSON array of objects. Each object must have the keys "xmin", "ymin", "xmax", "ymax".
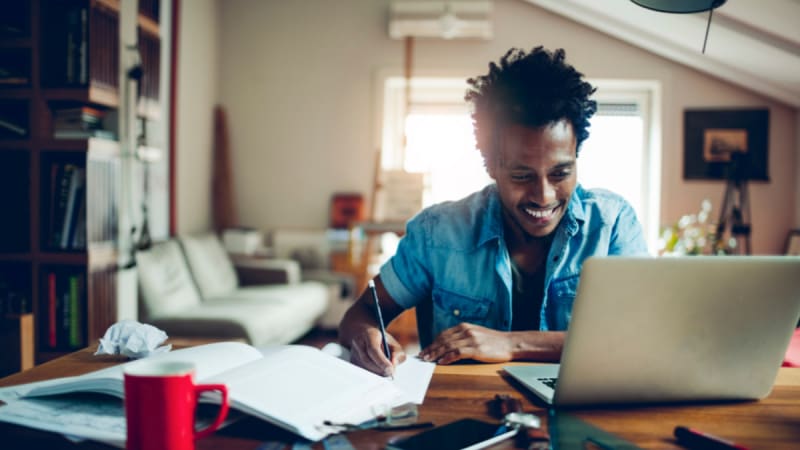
[{"xmin": 526, "ymin": 178, "xmax": 556, "ymax": 206}]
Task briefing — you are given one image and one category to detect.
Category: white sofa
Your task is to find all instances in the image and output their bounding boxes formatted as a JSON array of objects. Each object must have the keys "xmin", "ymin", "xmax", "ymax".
[
  {"xmin": 136, "ymin": 233, "xmax": 329, "ymax": 346},
  {"xmin": 267, "ymin": 228, "xmax": 358, "ymax": 329}
]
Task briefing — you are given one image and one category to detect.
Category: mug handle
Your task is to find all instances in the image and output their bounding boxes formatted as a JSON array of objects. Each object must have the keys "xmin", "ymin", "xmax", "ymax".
[{"xmin": 193, "ymin": 383, "xmax": 230, "ymax": 440}]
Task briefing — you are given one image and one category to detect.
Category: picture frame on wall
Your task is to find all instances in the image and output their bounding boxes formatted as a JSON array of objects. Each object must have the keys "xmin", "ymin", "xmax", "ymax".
[{"xmin": 683, "ymin": 108, "xmax": 769, "ymax": 181}]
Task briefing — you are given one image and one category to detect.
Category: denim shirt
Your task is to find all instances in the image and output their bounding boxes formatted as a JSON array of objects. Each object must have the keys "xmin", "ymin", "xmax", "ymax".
[{"xmin": 379, "ymin": 183, "xmax": 648, "ymax": 346}]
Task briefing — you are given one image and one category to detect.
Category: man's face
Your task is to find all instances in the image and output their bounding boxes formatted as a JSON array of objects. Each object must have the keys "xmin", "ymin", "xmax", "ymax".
[{"xmin": 489, "ymin": 120, "xmax": 578, "ymax": 239}]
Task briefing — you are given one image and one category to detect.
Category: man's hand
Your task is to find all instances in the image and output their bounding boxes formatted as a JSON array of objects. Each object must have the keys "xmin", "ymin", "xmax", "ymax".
[
  {"xmin": 348, "ymin": 327, "xmax": 407, "ymax": 377},
  {"xmin": 419, "ymin": 323, "xmax": 513, "ymax": 364},
  {"xmin": 418, "ymin": 324, "xmax": 565, "ymax": 364}
]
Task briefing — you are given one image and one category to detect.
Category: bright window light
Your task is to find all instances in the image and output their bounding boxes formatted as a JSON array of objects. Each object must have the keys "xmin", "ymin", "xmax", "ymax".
[
  {"xmin": 578, "ymin": 115, "xmax": 645, "ymax": 222},
  {"xmin": 404, "ymin": 113, "xmax": 491, "ymax": 206}
]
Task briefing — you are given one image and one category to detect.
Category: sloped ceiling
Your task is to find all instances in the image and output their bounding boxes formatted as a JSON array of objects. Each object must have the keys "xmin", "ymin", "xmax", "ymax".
[{"xmin": 524, "ymin": 0, "xmax": 800, "ymax": 109}]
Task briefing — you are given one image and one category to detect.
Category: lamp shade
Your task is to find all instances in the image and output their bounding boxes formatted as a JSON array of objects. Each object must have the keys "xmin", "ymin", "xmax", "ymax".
[{"xmin": 630, "ymin": 0, "xmax": 726, "ymax": 13}]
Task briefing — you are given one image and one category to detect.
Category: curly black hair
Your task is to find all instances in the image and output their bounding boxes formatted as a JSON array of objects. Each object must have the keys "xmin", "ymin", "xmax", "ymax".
[{"xmin": 465, "ymin": 46, "xmax": 597, "ymax": 167}]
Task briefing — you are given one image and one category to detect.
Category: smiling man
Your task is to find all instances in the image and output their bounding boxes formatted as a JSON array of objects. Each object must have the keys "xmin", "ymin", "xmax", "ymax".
[{"xmin": 339, "ymin": 46, "xmax": 648, "ymax": 377}]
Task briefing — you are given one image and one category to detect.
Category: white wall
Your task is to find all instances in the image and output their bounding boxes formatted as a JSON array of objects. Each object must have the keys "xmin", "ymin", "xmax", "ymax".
[
  {"xmin": 176, "ymin": 0, "xmax": 798, "ymax": 253},
  {"xmin": 175, "ymin": 0, "xmax": 220, "ymax": 234}
]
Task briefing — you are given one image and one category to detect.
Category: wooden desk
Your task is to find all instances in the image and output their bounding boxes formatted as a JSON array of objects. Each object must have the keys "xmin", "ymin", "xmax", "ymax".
[{"xmin": 1, "ymin": 347, "xmax": 799, "ymax": 449}]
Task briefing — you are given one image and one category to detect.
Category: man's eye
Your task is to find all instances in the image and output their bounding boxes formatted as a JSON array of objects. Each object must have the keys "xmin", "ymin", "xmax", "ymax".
[
  {"xmin": 550, "ymin": 171, "xmax": 571, "ymax": 180},
  {"xmin": 510, "ymin": 174, "xmax": 531, "ymax": 182}
]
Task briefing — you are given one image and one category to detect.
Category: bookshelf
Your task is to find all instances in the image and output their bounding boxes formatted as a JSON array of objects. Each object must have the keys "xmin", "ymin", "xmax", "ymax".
[{"xmin": 0, "ymin": 0, "xmax": 165, "ymax": 371}]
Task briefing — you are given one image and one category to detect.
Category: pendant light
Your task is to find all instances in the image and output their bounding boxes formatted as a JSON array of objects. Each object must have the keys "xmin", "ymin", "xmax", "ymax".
[{"xmin": 630, "ymin": 0, "xmax": 728, "ymax": 53}]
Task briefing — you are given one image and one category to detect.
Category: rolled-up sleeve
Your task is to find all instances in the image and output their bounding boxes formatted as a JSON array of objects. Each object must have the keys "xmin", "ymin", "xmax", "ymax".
[{"xmin": 379, "ymin": 214, "xmax": 434, "ymax": 309}]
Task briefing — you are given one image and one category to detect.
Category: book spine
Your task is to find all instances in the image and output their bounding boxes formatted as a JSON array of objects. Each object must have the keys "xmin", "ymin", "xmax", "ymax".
[
  {"xmin": 70, "ymin": 194, "xmax": 87, "ymax": 250},
  {"xmin": 79, "ymin": 7, "xmax": 88, "ymax": 85},
  {"xmin": 69, "ymin": 275, "xmax": 80, "ymax": 348},
  {"xmin": 60, "ymin": 167, "xmax": 85, "ymax": 249},
  {"xmin": 65, "ymin": 7, "xmax": 76, "ymax": 84},
  {"xmin": 50, "ymin": 163, "xmax": 76, "ymax": 249},
  {"xmin": 0, "ymin": 118, "xmax": 27, "ymax": 136},
  {"xmin": 48, "ymin": 272, "xmax": 56, "ymax": 349}
]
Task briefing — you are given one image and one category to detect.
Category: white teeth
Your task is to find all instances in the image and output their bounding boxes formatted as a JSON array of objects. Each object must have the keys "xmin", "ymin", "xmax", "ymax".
[{"xmin": 524, "ymin": 207, "xmax": 554, "ymax": 218}]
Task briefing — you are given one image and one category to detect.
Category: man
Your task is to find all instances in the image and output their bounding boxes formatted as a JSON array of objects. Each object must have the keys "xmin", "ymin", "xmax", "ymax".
[{"xmin": 339, "ymin": 46, "xmax": 648, "ymax": 377}]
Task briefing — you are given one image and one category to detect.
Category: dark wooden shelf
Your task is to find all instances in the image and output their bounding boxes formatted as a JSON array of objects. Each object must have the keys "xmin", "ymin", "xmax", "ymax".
[
  {"xmin": 0, "ymin": 37, "xmax": 32, "ymax": 48},
  {"xmin": 0, "ymin": 140, "xmax": 32, "ymax": 150},
  {"xmin": 0, "ymin": 87, "xmax": 32, "ymax": 97},
  {"xmin": 0, "ymin": 253, "xmax": 32, "ymax": 262},
  {"xmin": 1, "ymin": 0, "xmax": 164, "ymax": 371},
  {"xmin": 35, "ymin": 252, "xmax": 89, "ymax": 265},
  {"xmin": 41, "ymin": 84, "xmax": 119, "ymax": 109}
]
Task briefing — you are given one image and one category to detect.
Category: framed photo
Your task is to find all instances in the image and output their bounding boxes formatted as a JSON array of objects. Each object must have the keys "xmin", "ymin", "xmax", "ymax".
[
  {"xmin": 683, "ymin": 109, "xmax": 769, "ymax": 180},
  {"xmin": 786, "ymin": 230, "xmax": 800, "ymax": 256}
]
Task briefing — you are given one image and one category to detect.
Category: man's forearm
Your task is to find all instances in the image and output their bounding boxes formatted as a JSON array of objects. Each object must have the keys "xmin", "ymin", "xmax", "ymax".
[
  {"xmin": 338, "ymin": 300, "xmax": 380, "ymax": 348},
  {"xmin": 509, "ymin": 331, "xmax": 565, "ymax": 362}
]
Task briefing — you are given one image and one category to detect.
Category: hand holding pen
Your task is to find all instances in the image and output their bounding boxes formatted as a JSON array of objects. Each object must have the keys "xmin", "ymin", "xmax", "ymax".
[{"xmin": 369, "ymin": 280, "xmax": 394, "ymax": 378}]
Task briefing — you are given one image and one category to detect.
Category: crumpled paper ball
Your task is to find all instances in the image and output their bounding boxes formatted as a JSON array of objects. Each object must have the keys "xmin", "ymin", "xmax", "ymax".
[{"xmin": 94, "ymin": 320, "xmax": 172, "ymax": 359}]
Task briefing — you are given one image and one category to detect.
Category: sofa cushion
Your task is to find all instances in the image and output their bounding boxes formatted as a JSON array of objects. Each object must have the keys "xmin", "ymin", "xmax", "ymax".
[
  {"xmin": 137, "ymin": 240, "xmax": 202, "ymax": 319},
  {"xmin": 179, "ymin": 233, "xmax": 239, "ymax": 299},
  {"xmin": 150, "ymin": 281, "xmax": 330, "ymax": 346}
]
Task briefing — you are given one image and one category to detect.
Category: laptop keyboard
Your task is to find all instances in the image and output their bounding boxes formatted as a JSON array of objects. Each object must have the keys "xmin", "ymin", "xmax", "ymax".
[{"xmin": 538, "ymin": 377, "xmax": 558, "ymax": 389}]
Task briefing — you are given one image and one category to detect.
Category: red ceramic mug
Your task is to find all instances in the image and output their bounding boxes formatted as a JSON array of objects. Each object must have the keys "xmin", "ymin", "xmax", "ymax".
[{"xmin": 123, "ymin": 360, "xmax": 229, "ymax": 450}]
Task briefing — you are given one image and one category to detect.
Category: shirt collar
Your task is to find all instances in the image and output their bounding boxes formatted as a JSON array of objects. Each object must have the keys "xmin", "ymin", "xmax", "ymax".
[{"xmin": 478, "ymin": 183, "xmax": 588, "ymax": 246}]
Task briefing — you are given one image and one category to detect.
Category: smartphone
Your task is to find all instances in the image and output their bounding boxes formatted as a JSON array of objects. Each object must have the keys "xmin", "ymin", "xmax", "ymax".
[{"xmin": 385, "ymin": 418, "xmax": 517, "ymax": 450}]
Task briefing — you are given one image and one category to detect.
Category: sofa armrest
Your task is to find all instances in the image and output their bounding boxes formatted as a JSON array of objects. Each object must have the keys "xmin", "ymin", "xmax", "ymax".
[
  {"xmin": 230, "ymin": 256, "xmax": 302, "ymax": 286},
  {"xmin": 302, "ymin": 269, "xmax": 357, "ymax": 300}
]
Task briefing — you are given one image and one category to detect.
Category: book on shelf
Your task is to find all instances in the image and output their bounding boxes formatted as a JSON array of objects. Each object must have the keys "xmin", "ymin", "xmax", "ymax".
[
  {"xmin": 41, "ymin": 271, "xmax": 84, "ymax": 351},
  {"xmin": 41, "ymin": 1, "xmax": 119, "ymax": 89},
  {"xmin": 67, "ymin": 275, "xmax": 83, "ymax": 348},
  {"xmin": 45, "ymin": 161, "xmax": 89, "ymax": 250},
  {"xmin": 53, "ymin": 129, "xmax": 116, "ymax": 140},
  {"xmin": 47, "ymin": 272, "xmax": 56, "ymax": 349},
  {"xmin": 49, "ymin": 163, "xmax": 74, "ymax": 248},
  {"xmin": 70, "ymin": 196, "xmax": 87, "ymax": 250},
  {"xmin": 0, "ymin": 118, "xmax": 27, "ymax": 137},
  {"xmin": 52, "ymin": 105, "xmax": 104, "ymax": 129},
  {"xmin": 0, "ymin": 342, "xmax": 434, "ymax": 445},
  {"xmin": 60, "ymin": 166, "xmax": 85, "ymax": 249},
  {"xmin": 40, "ymin": 2, "xmax": 88, "ymax": 87}
]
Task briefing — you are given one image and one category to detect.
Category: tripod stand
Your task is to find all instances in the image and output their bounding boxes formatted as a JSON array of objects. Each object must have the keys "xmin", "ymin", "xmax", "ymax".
[{"xmin": 714, "ymin": 154, "xmax": 751, "ymax": 254}]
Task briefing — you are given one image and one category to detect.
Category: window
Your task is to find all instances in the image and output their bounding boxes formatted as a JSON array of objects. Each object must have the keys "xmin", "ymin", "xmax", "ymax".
[
  {"xmin": 580, "ymin": 81, "xmax": 661, "ymax": 253},
  {"xmin": 381, "ymin": 77, "xmax": 491, "ymax": 207},
  {"xmin": 380, "ymin": 77, "xmax": 661, "ymax": 252}
]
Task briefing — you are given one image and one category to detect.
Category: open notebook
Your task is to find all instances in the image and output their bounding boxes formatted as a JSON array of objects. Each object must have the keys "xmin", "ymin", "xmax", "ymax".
[
  {"xmin": 0, "ymin": 342, "xmax": 435, "ymax": 445},
  {"xmin": 505, "ymin": 256, "xmax": 800, "ymax": 406}
]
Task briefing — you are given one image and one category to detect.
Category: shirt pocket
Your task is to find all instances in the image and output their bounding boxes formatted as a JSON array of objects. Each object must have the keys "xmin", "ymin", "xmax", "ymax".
[
  {"xmin": 431, "ymin": 287, "xmax": 491, "ymax": 334},
  {"xmin": 546, "ymin": 275, "xmax": 580, "ymax": 330}
]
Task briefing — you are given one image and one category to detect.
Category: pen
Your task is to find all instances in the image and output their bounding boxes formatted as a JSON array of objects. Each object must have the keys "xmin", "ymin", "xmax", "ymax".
[
  {"xmin": 369, "ymin": 280, "xmax": 393, "ymax": 367},
  {"xmin": 674, "ymin": 426, "xmax": 749, "ymax": 450}
]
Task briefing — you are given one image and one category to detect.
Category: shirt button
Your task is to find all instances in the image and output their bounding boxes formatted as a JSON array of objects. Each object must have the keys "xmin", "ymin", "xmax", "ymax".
[
  {"xmin": 453, "ymin": 309, "xmax": 461, "ymax": 317},
  {"xmin": 553, "ymin": 255, "xmax": 560, "ymax": 262}
]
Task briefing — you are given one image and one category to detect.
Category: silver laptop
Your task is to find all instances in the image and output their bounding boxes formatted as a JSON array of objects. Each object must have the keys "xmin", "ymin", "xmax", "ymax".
[{"xmin": 504, "ymin": 256, "xmax": 800, "ymax": 406}]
